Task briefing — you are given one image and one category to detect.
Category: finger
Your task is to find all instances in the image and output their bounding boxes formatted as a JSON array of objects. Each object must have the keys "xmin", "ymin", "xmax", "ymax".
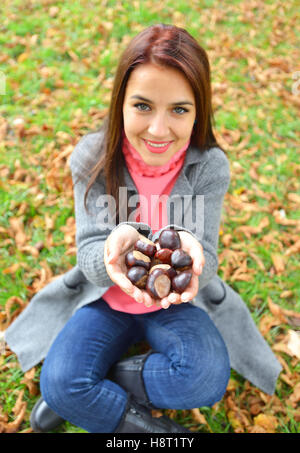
[
  {"xmin": 108, "ymin": 267, "xmax": 134, "ymax": 295},
  {"xmin": 107, "ymin": 246, "xmax": 123, "ymax": 264},
  {"xmin": 160, "ymin": 297, "xmax": 171, "ymax": 309},
  {"xmin": 180, "ymin": 274, "xmax": 198, "ymax": 302},
  {"xmin": 168, "ymin": 292, "xmax": 181, "ymax": 304},
  {"xmin": 187, "ymin": 248, "xmax": 203, "ymax": 275},
  {"xmin": 193, "ymin": 259, "xmax": 203, "ymax": 276},
  {"xmin": 142, "ymin": 291, "xmax": 155, "ymax": 307},
  {"xmin": 132, "ymin": 286, "xmax": 144, "ymax": 304}
]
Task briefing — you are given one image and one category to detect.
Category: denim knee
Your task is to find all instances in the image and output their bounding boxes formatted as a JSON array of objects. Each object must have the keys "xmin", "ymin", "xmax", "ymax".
[
  {"xmin": 40, "ymin": 356, "xmax": 128, "ymax": 433},
  {"xmin": 182, "ymin": 339, "xmax": 230, "ymax": 408},
  {"xmin": 40, "ymin": 357, "xmax": 72, "ymax": 415},
  {"xmin": 163, "ymin": 333, "xmax": 231, "ymax": 409}
]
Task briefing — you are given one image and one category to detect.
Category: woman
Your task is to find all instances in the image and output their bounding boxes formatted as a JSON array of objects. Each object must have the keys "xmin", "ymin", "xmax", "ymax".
[{"xmin": 5, "ymin": 24, "xmax": 281, "ymax": 433}]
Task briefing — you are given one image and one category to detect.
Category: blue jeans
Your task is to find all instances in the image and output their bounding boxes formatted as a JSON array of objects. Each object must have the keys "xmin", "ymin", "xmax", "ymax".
[{"xmin": 40, "ymin": 298, "xmax": 230, "ymax": 433}]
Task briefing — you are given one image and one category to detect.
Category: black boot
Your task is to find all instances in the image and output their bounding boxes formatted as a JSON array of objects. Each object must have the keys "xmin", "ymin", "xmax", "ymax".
[
  {"xmin": 108, "ymin": 351, "xmax": 191, "ymax": 433},
  {"xmin": 107, "ymin": 350, "xmax": 155, "ymax": 409},
  {"xmin": 30, "ymin": 397, "xmax": 65, "ymax": 433},
  {"xmin": 115, "ymin": 394, "xmax": 190, "ymax": 433}
]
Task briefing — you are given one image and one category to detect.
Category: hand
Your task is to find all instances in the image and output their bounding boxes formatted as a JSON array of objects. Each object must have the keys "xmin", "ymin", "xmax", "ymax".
[
  {"xmin": 104, "ymin": 225, "xmax": 158, "ymax": 308},
  {"xmin": 159, "ymin": 231, "xmax": 205, "ymax": 309}
]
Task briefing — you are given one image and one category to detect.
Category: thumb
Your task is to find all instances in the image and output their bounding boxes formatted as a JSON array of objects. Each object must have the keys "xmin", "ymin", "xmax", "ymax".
[{"xmin": 107, "ymin": 251, "xmax": 116, "ymax": 264}]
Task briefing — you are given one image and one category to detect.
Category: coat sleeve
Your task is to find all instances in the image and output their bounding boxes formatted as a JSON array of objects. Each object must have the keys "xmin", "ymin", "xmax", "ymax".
[
  {"xmin": 151, "ymin": 147, "xmax": 230, "ymax": 290},
  {"xmin": 69, "ymin": 133, "xmax": 151, "ymax": 287}
]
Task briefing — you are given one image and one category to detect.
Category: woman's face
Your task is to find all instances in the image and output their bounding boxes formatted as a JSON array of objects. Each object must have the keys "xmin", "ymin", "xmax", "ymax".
[{"xmin": 122, "ymin": 63, "xmax": 196, "ymax": 166}]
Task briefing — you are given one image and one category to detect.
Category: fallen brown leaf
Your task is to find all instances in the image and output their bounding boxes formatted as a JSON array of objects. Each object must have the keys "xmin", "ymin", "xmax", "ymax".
[
  {"xmin": 287, "ymin": 382, "xmax": 300, "ymax": 408},
  {"xmin": 271, "ymin": 254, "xmax": 285, "ymax": 274},
  {"xmin": 259, "ymin": 314, "xmax": 282, "ymax": 336},
  {"xmin": 8, "ymin": 217, "xmax": 27, "ymax": 247},
  {"xmin": 253, "ymin": 413, "xmax": 278, "ymax": 433},
  {"xmin": 273, "ymin": 330, "xmax": 300, "ymax": 359},
  {"xmin": 190, "ymin": 408, "xmax": 208, "ymax": 426}
]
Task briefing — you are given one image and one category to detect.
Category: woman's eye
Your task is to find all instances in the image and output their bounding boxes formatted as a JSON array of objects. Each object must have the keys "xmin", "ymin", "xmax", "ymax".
[
  {"xmin": 134, "ymin": 103, "xmax": 150, "ymax": 111},
  {"xmin": 174, "ymin": 106, "xmax": 188, "ymax": 115}
]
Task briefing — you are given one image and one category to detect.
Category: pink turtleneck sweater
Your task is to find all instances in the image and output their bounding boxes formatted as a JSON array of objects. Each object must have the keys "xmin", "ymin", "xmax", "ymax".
[{"xmin": 101, "ymin": 133, "xmax": 190, "ymax": 314}]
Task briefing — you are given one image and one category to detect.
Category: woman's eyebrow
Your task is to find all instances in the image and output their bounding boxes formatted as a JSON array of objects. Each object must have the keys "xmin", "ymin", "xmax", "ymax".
[{"xmin": 130, "ymin": 95, "xmax": 194, "ymax": 106}]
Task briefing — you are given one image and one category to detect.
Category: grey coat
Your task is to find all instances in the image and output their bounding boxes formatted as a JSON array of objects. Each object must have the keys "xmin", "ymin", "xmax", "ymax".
[{"xmin": 5, "ymin": 131, "xmax": 282, "ymax": 395}]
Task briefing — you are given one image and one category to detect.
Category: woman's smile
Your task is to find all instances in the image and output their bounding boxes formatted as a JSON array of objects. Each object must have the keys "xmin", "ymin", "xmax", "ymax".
[{"xmin": 143, "ymin": 139, "xmax": 174, "ymax": 154}]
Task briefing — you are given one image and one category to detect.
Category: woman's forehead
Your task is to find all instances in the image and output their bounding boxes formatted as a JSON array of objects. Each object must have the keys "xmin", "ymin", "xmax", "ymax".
[{"xmin": 125, "ymin": 63, "xmax": 195, "ymax": 102}]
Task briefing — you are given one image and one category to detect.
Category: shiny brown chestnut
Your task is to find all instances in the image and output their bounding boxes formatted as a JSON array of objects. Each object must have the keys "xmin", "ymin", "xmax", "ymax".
[
  {"xmin": 127, "ymin": 266, "xmax": 148, "ymax": 289},
  {"xmin": 170, "ymin": 249, "xmax": 192, "ymax": 271},
  {"xmin": 146, "ymin": 268, "xmax": 171, "ymax": 299},
  {"xmin": 149, "ymin": 264, "xmax": 177, "ymax": 281},
  {"xmin": 154, "ymin": 248, "xmax": 173, "ymax": 265},
  {"xmin": 149, "ymin": 264, "xmax": 171, "ymax": 273},
  {"xmin": 158, "ymin": 229, "xmax": 181, "ymax": 251},
  {"xmin": 134, "ymin": 238, "xmax": 157, "ymax": 258},
  {"xmin": 167, "ymin": 267, "xmax": 177, "ymax": 280},
  {"xmin": 171, "ymin": 270, "xmax": 192, "ymax": 294},
  {"xmin": 125, "ymin": 250, "xmax": 151, "ymax": 270}
]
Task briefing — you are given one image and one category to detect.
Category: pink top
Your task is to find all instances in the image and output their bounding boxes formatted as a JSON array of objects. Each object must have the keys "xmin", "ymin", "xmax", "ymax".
[{"xmin": 101, "ymin": 133, "xmax": 190, "ymax": 314}]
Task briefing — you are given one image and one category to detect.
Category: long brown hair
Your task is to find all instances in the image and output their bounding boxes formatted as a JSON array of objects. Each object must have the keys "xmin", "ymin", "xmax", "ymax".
[{"xmin": 82, "ymin": 24, "xmax": 222, "ymax": 219}]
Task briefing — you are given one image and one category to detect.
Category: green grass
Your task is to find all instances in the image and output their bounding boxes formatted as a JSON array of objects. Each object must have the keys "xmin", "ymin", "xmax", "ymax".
[{"xmin": 0, "ymin": 0, "xmax": 299, "ymax": 434}]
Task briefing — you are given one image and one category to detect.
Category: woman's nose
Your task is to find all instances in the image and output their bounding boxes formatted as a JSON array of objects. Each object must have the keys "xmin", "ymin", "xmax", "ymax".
[{"xmin": 148, "ymin": 113, "xmax": 169, "ymax": 138}]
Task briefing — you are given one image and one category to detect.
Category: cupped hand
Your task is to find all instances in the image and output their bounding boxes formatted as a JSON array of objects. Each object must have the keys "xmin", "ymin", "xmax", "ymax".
[
  {"xmin": 159, "ymin": 231, "xmax": 205, "ymax": 309},
  {"xmin": 104, "ymin": 225, "xmax": 158, "ymax": 308}
]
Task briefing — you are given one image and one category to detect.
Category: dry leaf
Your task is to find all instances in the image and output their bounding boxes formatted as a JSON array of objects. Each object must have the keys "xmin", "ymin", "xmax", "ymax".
[
  {"xmin": 285, "ymin": 240, "xmax": 300, "ymax": 256},
  {"xmin": 4, "ymin": 402, "xmax": 27, "ymax": 433},
  {"xmin": 286, "ymin": 330, "xmax": 300, "ymax": 359},
  {"xmin": 259, "ymin": 314, "xmax": 282, "ymax": 336},
  {"xmin": 273, "ymin": 330, "xmax": 300, "ymax": 359},
  {"xmin": 190, "ymin": 408, "xmax": 208, "ymax": 426},
  {"xmin": 248, "ymin": 425, "xmax": 268, "ymax": 433},
  {"xmin": 8, "ymin": 217, "xmax": 27, "ymax": 247},
  {"xmin": 2, "ymin": 263, "xmax": 22, "ymax": 275},
  {"xmin": 253, "ymin": 413, "xmax": 278, "ymax": 433},
  {"xmin": 287, "ymin": 382, "xmax": 300, "ymax": 408},
  {"xmin": 267, "ymin": 298, "xmax": 288, "ymax": 323},
  {"xmin": 271, "ymin": 254, "xmax": 285, "ymax": 274}
]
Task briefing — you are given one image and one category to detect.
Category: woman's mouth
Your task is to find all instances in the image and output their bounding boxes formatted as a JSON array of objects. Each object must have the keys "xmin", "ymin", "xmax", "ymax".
[{"xmin": 143, "ymin": 139, "xmax": 173, "ymax": 154}]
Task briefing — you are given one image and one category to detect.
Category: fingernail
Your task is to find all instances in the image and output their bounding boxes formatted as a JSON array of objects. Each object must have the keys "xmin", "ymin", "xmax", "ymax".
[{"xmin": 182, "ymin": 294, "xmax": 190, "ymax": 302}]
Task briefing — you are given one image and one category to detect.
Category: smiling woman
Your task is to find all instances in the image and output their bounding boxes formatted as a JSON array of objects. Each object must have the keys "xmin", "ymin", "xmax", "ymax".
[{"xmin": 5, "ymin": 23, "xmax": 282, "ymax": 435}]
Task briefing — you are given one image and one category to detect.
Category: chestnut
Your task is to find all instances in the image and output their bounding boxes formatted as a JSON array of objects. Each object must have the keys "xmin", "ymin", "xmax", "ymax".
[
  {"xmin": 149, "ymin": 264, "xmax": 178, "ymax": 280},
  {"xmin": 154, "ymin": 248, "xmax": 173, "ymax": 265},
  {"xmin": 125, "ymin": 250, "xmax": 151, "ymax": 270},
  {"xmin": 158, "ymin": 229, "xmax": 181, "ymax": 251},
  {"xmin": 166, "ymin": 267, "xmax": 177, "ymax": 280},
  {"xmin": 149, "ymin": 264, "xmax": 171, "ymax": 273},
  {"xmin": 172, "ymin": 270, "xmax": 192, "ymax": 294},
  {"xmin": 134, "ymin": 238, "xmax": 157, "ymax": 258},
  {"xmin": 127, "ymin": 266, "xmax": 148, "ymax": 289},
  {"xmin": 170, "ymin": 249, "xmax": 192, "ymax": 271},
  {"xmin": 146, "ymin": 268, "xmax": 171, "ymax": 299}
]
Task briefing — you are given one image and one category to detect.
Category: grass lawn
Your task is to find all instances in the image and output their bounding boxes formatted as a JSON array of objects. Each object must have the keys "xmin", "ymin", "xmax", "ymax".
[{"xmin": 0, "ymin": 0, "xmax": 299, "ymax": 433}]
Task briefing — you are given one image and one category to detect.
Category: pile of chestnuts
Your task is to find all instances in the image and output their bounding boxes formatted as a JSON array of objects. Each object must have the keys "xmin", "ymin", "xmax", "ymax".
[{"xmin": 125, "ymin": 229, "xmax": 193, "ymax": 300}]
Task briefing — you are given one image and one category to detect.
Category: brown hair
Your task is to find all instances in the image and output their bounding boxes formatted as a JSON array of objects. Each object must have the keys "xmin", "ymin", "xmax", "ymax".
[{"xmin": 82, "ymin": 24, "xmax": 222, "ymax": 219}]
